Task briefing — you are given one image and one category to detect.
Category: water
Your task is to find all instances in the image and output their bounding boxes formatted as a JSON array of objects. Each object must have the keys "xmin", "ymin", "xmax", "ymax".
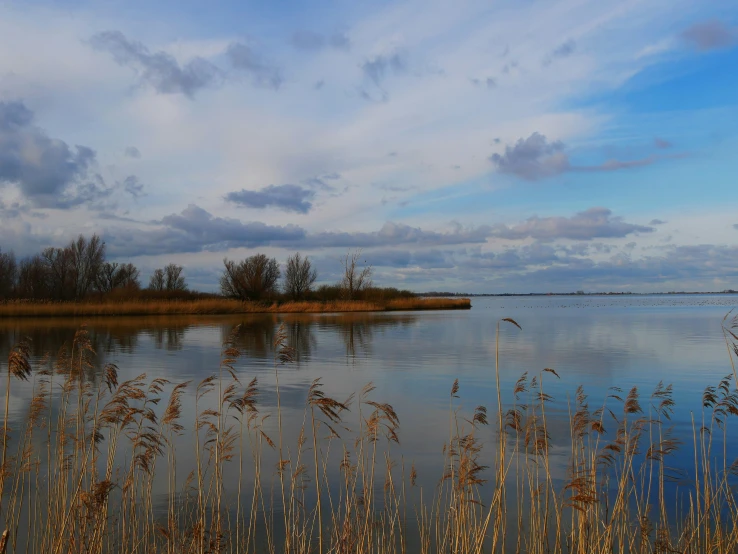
[{"xmin": 1, "ymin": 294, "xmax": 737, "ymax": 542}]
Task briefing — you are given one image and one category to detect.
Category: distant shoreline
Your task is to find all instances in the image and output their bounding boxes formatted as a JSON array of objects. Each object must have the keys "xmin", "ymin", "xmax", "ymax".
[
  {"xmin": 423, "ymin": 291, "xmax": 738, "ymax": 298},
  {"xmin": 0, "ymin": 297, "xmax": 471, "ymax": 318}
]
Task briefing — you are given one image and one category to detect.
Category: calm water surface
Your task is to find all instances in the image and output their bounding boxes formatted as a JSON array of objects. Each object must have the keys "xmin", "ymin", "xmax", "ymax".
[{"xmin": 2, "ymin": 294, "xmax": 737, "ymax": 509}]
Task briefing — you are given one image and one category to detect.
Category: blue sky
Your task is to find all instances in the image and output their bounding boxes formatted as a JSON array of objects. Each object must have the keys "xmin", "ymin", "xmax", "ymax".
[{"xmin": 0, "ymin": 0, "xmax": 737, "ymax": 292}]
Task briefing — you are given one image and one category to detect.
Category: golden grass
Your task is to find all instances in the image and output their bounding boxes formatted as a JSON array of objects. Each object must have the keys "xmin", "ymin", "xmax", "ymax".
[
  {"xmin": 0, "ymin": 297, "xmax": 471, "ymax": 318},
  {"xmin": 0, "ymin": 314, "xmax": 736, "ymax": 553}
]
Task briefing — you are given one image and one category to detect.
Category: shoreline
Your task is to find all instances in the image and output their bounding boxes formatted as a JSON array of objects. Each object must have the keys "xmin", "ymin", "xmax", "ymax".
[
  {"xmin": 424, "ymin": 291, "xmax": 738, "ymax": 297},
  {"xmin": 0, "ymin": 297, "xmax": 471, "ymax": 318}
]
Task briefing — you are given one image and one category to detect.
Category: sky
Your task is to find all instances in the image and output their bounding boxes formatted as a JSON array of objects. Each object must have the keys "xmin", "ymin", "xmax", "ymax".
[{"xmin": 0, "ymin": 0, "xmax": 737, "ymax": 293}]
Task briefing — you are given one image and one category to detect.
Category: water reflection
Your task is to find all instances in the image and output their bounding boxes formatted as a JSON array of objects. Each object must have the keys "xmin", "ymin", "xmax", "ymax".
[
  {"xmin": 0, "ymin": 317, "xmax": 196, "ymax": 359},
  {"xmin": 316, "ymin": 313, "xmax": 417, "ymax": 359},
  {"xmin": 0, "ymin": 312, "xmax": 421, "ymax": 377},
  {"xmin": 0, "ymin": 296, "xmax": 737, "ymax": 549},
  {"xmin": 1, "ymin": 297, "xmax": 736, "ymax": 485}
]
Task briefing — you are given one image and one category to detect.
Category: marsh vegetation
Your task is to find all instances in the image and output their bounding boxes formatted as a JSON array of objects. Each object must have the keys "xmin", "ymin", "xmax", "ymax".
[
  {"xmin": 0, "ymin": 311, "xmax": 736, "ymax": 553},
  {"xmin": 0, "ymin": 297, "xmax": 471, "ymax": 318},
  {"xmin": 1, "ymin": 236, "xmax": 467, "ymax": 317}
]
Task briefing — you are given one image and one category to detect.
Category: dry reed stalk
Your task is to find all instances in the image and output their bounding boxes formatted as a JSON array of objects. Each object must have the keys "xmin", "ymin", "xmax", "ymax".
[{"xmin": 0, "ymin": 315, "xmax": 736, "ymax": 553}]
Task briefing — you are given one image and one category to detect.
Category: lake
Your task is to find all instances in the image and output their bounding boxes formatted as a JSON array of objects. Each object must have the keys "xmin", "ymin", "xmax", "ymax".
[{"xmin": 1, "ymin": 294, "xmax": 737, "ymax": 551}]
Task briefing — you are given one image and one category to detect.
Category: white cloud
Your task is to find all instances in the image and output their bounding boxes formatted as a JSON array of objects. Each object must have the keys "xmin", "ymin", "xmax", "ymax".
[{"xmin": 0, "ymin": 0, "xmax": 731, "ymax": 290}]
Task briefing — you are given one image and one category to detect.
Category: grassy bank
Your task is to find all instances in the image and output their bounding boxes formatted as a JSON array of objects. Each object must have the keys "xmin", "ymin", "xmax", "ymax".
[
  {"xmin": 0, "ymin": 317, "xmax": 736, "ymax": 553},
  {"xmin": 0, "ymin": 297, "xmax": 471, "ymax": 318}
]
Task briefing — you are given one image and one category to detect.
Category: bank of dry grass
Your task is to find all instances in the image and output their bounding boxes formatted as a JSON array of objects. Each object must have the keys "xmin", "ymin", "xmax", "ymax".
[{"xmin": 0, "ymin": 297, "xmax": 471, "ymax": 318}]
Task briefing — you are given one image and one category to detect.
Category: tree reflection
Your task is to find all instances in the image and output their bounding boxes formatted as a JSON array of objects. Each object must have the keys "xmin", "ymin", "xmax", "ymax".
[
  {"xmin": 0, "ymin": 316, "xmax": 208, "ymax": 380},
  {"xmin": 0, "ymin": 312, "xmax": 420, "ymax": 383},
  {"xmin": 149, "ymin": 326, "xmax": 186, "ymax": 351},
  {"xmin": 329, "ymin": 314, "xmax": 416, "ymax": 360},
  {"xmin": 221, "ymin": 316, "xmax": 316, "ymax": 364},
  {"xmin": 220, "ymin": 313, "xmax": 418, "ymax": 364},
  {"xmin": 285, "ymin": 319, "xmax": 317, "ymax": 363},
  {"xmin": 224, "ymin": 316, "xmax": 278, "ymax": 361}
]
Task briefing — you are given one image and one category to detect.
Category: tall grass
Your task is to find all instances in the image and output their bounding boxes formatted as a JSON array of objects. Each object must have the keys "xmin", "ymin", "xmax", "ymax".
[
  {"xmin": 0, "ymin": 314, "xmax": 736, "ymax": 553},
  {"xmin": 0, "ymin": 297, "xmax": 471, "ymax": 318}
]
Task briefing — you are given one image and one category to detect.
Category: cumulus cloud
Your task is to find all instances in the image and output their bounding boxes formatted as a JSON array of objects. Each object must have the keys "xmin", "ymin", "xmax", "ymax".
[
  {"xmin": 393, "ymin": 241, "xmax": 738, "ymax": 293},
  {"xmin": 161, "ymin": 204, "xmax": 303, "ymax": 243},
  {"xmin": 650, "ymin": 219, "xmax": 667, "ymax": 225},
  {"xmin": 90, "ymin": 31, "xmax": 222, "ymax": 97},
  {"xmin": 360, "ymin": 249, "xmax": 456, "ymax": 269},
  {"xmin": 101, "ymin": 215, "xmax": 497, "ymax": 258},
  {"xmin": 124, "ymin": 146, "xmax": 141, "ymax": 158},
  {"xmin": 100, "ymin": 209, "xmax": 650, "ymax": 259},
  {"xmin": 50, "ymin": 175, "xmax": 119, "ymax": 210},
  {"xmin": 226, "ymin": 43, "xmax": 283, "ymax": 89},
  {"xmin": 0, "ymin": 200, "xmax": 31, "ymax": 219},
  {"xmin": 0, "ymin": 218, "xmax": 53, "ymax": 256},
  {"xmin": 291, "ymin": 30, "xmax": 351, "ymax": 51},
  {"xmin": 552, "ymin": 39, "xmax": 577, "ymax": 58},
  {"xmin": 306, "ymin": 222, "xmax": 492, "ymax": 248},
  {"xmin": 543, "ymin": 39, "xmax": 576, "ymax": 65},
  {"xmin": 224, "ymin": 184, "xmax": 315, "ymax": 213},
  {"xmin": 208, "ymin": 208, "xmax": 651, "ymax": 251},
  {"xmin": 491, "ymin": 133, "xmax": 686, "ymax": 180},
  {"xmin": 122, "ymin": 175, "xmax": 145, "ymax": 198},
  {"xmin": 361, "ymin": 53, "xmax": 406, "ymax": 86},
  {"xmin": 44, "ymin": 174, "xmax": 144, "ymax": 210},
  {"xmin": 302, "ymin": 175, "xmax": 337, "ymax": 191},
  {"xmin": 489, "ymin": 132, "xmax": 569, "ymax": 180},
  {"xmin": 107, "ymin": 204, "xmax": 306, "ymax": 256},
  {"xmin": 0, "ymin": 100, "xmax": 98, "ymax": 204},
  {"xmin": 91, "ymin": 31, "xmax": 284, "ymax": 94},
  {"xmin": 0, "ymin": 101, "xmax": 142, "ymax": 211},
  {"xmin": 681, "ymin": 20, "xmax": 737, "ymax": 51},
  {"xmin": 490, "ymin": 208, "xmax": 654, "ymax": 241},
  {"xmin": 498, "ymin": 244, "xmax": 738, "ymax": 290},
  {"xmin": 464, "ymin": 242, "xmax": 575, "ymax": 271}
]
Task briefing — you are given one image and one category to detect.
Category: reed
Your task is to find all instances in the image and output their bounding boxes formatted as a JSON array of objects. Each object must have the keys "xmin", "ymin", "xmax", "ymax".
[
  {"xmin": 0, "ymin": 298, "xmax": 471, "ymax": 318},
  {"xmin": 0, "ymin": 314, "xmax": 736, "ymax": 553}
]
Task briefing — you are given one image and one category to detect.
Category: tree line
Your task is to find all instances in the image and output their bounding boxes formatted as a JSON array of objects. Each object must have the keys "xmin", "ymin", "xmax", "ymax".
[
  {"xmin": 219, "ymin": 250, "xmax": 376, "ymax": 301},
  {"xmin": 0, "ymin": 235, "xmax": 187, "ymax": 301},
  {"xmin": 0, "ymin": 234, "xmax": 414, "ymax": 302}
]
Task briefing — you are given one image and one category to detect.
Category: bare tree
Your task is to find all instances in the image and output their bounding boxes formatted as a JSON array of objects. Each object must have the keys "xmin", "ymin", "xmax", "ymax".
[
  {"xmin": 97, "ymin": 262, "xmax": 141, "ymax": 293},
  {"xmin": 98, "ymin": 262, "xmax": 119, "ymax": 293},
  {"xmin": 148, "ymin": 264, "xmax": 187, "ymax": 292},
  {"xmin": 340, "ymin": 250, "xmax": 373, "ymax": 300},
  {"xmin": 38, "ymin": 234, "xmax": 106, "ymax": 300},
  {"xmin": 117, "ymin": 263, "xmax": 141, "ymax": 290},
  {"xmin": 164, "ymin": 264, "xmax": 187, "ymax": 291},
  {"xmin": 42, "ymin": 246, "xmax": 73, "ymax": 300},
  {"xmin": 0, "ymin": 233, "xmax": 148, "ymax": 300},
  {"xmin": 68, "ymin": 234, "xmax": 106, "ymax": 299},
  {"xmin": 149, "ymin": 269, "xmax": 165, "ymax": 291},
  {"xmin": 220, "ymin": 255, "xmax": 280, "ymax": 301},
  {"xmin": 16, "ymin": 255, "xmax": 50, "ymax": 300},
  {"xmin": 0, "ymin": 249, "xmax": 17, "ymax": 299},
  {"xmin": 284, "ymin": 252, "xmax": 317, "ymax": 300}
]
